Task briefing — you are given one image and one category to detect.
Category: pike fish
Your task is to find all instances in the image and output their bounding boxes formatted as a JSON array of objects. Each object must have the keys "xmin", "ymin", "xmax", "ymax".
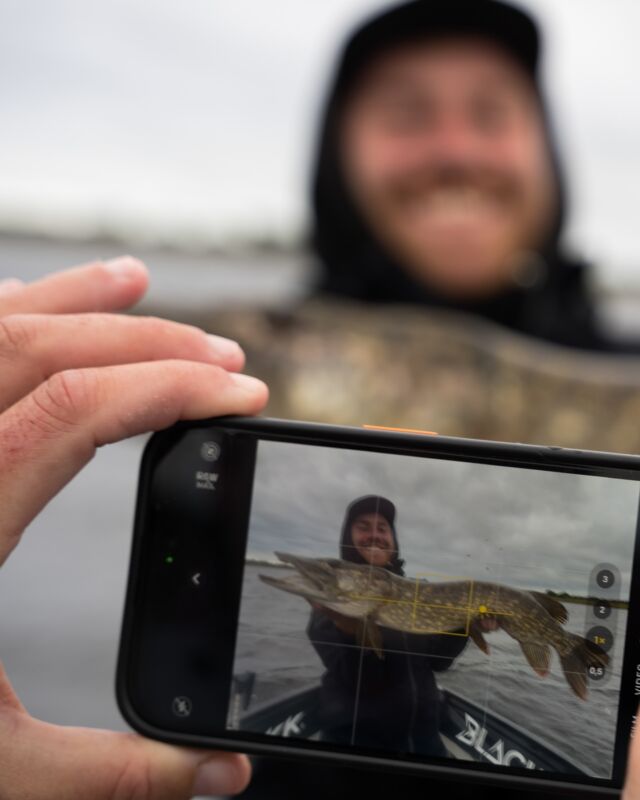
[{"xmin": 260, "ymin": 553, "xmax": 608, "ymax": 700}]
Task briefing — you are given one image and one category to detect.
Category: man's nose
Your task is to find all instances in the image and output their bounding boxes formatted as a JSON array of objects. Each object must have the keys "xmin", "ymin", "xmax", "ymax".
[{"xmin": 421, "ymin": 112, "xmax": 483, "ymax": 165}]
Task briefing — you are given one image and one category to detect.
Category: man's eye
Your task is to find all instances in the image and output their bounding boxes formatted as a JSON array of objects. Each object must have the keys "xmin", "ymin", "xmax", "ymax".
[
  {"xmin": 471, "ymin": 101, "xmax": 510, "ymax": 132},
  {"xmin": 366, "ymin": 93, "xmax": 435, "ymax": 133},
  {"xmin": 383, "ymin": 104, "xmax": 433, "ymax": 132}
]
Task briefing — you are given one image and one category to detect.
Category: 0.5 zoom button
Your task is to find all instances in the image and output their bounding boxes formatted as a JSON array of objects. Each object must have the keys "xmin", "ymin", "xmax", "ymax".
[{"xmin": 588, "ymin": 665, "xmax": 607, "ymax": 681}]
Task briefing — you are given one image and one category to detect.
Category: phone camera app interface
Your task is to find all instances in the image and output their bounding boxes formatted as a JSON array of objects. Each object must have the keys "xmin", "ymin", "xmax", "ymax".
[{"xmin": 227, "ymin": 442, "xmax": 638, "ymax": 780}]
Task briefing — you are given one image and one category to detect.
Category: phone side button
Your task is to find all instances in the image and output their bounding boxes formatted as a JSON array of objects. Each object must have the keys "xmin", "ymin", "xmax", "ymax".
[{"xmin": 362, "ymin": 424, "xmax": 438, "ymax": 436}]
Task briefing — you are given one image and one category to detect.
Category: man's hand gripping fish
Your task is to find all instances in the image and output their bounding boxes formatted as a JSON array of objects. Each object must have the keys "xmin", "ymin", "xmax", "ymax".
[{"xmin": 259, "ymin": 553, "xmax": 608, "ymax": 700}]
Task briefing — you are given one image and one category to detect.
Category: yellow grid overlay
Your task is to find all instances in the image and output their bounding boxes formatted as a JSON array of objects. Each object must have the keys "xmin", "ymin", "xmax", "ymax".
[{"xmin": 348, "ymin": 572, "xmax": 515, "ymax": 636}]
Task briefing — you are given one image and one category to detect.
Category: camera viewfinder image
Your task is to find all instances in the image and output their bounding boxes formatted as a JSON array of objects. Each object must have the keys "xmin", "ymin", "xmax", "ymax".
[{"xmin": 227, "ymin": 441, "xmax": 637, "ymax": 779}]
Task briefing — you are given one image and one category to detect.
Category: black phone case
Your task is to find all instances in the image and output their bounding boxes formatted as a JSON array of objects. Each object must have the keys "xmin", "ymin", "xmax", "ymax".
[{"xmin": 117, "ymin": 416, "xmax": 640, "ymax": 796}]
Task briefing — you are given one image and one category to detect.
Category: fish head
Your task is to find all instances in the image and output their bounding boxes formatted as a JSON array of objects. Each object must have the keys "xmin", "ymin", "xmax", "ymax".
[
  {"xmin": 271, "ymin": 552, "xmax": 390, "ymax": 602},
  {"xmin": 260, "ymin": 552, "xmax": 345, "ymax": 603},
  {"xmin": 332, "ymin": 561, "xmax": 392, "ymax": 599}
]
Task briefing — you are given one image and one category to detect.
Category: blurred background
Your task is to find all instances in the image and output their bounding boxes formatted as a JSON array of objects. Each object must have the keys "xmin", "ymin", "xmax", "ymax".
[
  {"xmin": 1, "ymin": 0, "xmax": 640, "ymax": 320},
  {"xmin": 1, "ymin": 0, "xmax": 639, "ymax": 740}
]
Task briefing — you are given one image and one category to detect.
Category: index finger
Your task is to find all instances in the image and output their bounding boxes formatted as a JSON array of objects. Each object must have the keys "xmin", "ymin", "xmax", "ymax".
[
  {"xmin": 0, "ymin": 361, "xmax": 268, "ymax": 565},
  {"xmin": 0, "ymin": 257, "xmax": 148, "ymax": 315}
]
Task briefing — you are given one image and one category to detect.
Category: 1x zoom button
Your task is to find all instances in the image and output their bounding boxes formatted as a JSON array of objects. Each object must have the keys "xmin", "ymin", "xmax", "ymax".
[{"xmin": 586, "ymin": 626, "xmax": 614, "ymax": 653}]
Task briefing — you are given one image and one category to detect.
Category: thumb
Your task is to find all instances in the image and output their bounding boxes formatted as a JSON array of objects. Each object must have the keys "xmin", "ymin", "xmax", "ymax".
[
  {"xmin": 1, "ymin": 710, "xmax": 251, "ymax": 800},
  {"xmin": 624, "ymin": 723, "xmax": 640, "ymax": 800}
]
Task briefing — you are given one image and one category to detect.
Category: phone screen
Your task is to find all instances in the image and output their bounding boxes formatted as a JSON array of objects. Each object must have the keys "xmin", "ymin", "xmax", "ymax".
[
  {"xmin": 121, "ymin": 421, "xmax": 640, "ymax": 793},
  {"xmin": 227, "ymin": 438, "xmax": 638, "ymax": 783}
]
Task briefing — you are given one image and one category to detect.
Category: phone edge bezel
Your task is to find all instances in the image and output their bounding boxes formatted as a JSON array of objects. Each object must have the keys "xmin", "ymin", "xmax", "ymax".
[{"xmin": 116, "ymin": 415, "xmax": 639, "ymax": 795}]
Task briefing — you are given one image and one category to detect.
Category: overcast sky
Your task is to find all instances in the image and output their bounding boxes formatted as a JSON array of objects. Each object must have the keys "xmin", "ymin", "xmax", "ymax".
[
  {"xmin": 0, "ymin": 1, "xmax": 639, "ymax": 286},
  {"xmin": 248, "ymin": 440, "xmax": 639, "ymax": 596}
]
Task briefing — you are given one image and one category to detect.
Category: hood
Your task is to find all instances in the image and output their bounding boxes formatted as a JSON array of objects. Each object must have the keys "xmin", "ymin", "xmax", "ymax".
[
  {"xmin": 310, "ymin": 0, "xmax": 605, "ymax": 350},
  {"xmin": 340, "ymin": 495, "xmax": 405, "ymax": 576}
]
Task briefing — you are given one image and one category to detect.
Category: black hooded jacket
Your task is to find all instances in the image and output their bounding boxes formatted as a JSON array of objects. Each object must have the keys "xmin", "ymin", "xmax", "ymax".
[
  {"xmin": 310, "ymin": 0, "xmax": 634, "ymax": 353},
  {"xmin": 238, "ymin": 4, "xmax": 627, "ymax": 798},
  {"xmin": 306, "ymin": 495, "xmax": 467, "ymax": 755}
]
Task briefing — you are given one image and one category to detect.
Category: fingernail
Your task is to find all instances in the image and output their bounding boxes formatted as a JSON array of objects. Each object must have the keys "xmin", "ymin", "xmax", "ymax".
[
  {"xmin": 207, "ymin": 334, "xmax": 243, "ymax": 360},
  {"xmin": 192, "ymin": 760, "xmax": 240, "ymax": 796},
  {"xmin": 230, "ymin": 373, "xmax": 266, "ymax": 393},
  {"xmin": 0, "ymin": 278, "xmax": 25, "ymax": 295},
  {"xmin": 103, "ymin": 256, "xmax": 147, "ymax": 280}
]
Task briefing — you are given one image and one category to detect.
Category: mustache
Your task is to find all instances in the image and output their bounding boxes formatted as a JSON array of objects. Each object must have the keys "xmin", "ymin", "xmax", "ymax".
[
  {"xmin": 358, "ymin": 536, "xmax": 393, "ymax": 549},
  {"xmin": 387, "ymin": 162, "xmax": 521, "ymax": 202}
]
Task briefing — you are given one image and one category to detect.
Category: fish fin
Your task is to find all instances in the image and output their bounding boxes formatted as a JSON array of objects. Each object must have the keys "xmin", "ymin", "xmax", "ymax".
[
  {"xmin": 357, "ymin": 618, "xmax": 384, "ymax": 660},
  {"xmin": 469, "ymin": 622, "xmax": 490, "ymax": 655},
  {"xmin": 529, "ymin": 591, "xmax": 568, "ymax": 624},
  {"xmin": 559, "ymin": 636, "xmax": 609, "ymax": 701},
  {"xmin": 519, "ymin": 641, "xmax": 551, "ymax": 677}
]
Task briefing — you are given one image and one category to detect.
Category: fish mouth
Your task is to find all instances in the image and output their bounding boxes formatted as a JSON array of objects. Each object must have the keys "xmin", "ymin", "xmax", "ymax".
[{"xmin": 274, "ymin": 552, "xmax": 339, "ymax": 593}]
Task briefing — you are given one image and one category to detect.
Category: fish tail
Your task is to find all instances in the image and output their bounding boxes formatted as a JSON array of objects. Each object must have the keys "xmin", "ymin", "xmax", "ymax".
[{"xmin": 559, "ymin": 635, "xmax": 609, "ymax": 700}]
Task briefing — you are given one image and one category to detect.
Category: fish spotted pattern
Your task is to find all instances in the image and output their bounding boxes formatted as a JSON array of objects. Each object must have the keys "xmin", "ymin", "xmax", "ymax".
[{"xmin": 260, "ymin": 552, "xmax": 608, "ymax": 700}]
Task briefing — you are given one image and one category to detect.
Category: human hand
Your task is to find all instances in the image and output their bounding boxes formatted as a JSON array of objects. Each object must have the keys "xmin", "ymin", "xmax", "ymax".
[
  {"xmin": 623, "ymin": 721, "xmax": 640, "ymax": 798},
  {"xmin": 475, "ymin": 615, "xmax": 499, "ymax": 632},
  {"xmin": 0, "ymin": 258, "xmax": 268, "ymax": 799},
  {"xmin": 311, "ymin": 602, "xmax": 360, "ymax": 636}
]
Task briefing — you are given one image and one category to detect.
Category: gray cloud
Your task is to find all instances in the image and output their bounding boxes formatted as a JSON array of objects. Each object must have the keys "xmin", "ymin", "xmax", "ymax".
[
  {"xmin": 249, "ymin": 440, "xmax": 638, "ymax": 596},
  {"xmin": 0, "ymin": 0, "xmax": 638, "ymax": 283}
]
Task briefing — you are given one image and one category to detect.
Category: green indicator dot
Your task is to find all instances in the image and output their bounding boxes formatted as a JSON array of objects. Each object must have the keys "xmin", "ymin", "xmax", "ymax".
[{"xmin": 165, "ymin": 556, "xmax": 174, "ymax": 564}]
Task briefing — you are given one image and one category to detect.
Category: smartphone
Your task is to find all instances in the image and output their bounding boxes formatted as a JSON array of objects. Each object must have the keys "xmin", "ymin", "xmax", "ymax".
[{"xmin": 117, "ymin": 416, "xmax": 640, "ymax": 796}]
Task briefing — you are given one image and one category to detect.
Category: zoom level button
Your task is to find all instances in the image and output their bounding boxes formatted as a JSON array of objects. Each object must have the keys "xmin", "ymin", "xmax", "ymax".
[
  {"xmin": 596, "ymin": 569, "xmax": 615, "ymax": 590},
  {"xmin": 588, "ymin": 665, "xmax": 606, "ymax": 681},
  {"xmin": 586, "ymin": 626, "xmax": 614, "ymax": 653},
  {"xmin": 593, "ymin": 600, "xmax": 612, "ymax": 620}
]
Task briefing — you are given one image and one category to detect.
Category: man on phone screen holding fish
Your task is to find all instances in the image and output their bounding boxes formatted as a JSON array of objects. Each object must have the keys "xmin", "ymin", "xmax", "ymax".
[
  {"xmin": 290, "ymin": 492, "xmax": 608, "ymax": 756},
  {"xmin": 306, "ymin": 495, "xmax": 471, "ymax": 755}
]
